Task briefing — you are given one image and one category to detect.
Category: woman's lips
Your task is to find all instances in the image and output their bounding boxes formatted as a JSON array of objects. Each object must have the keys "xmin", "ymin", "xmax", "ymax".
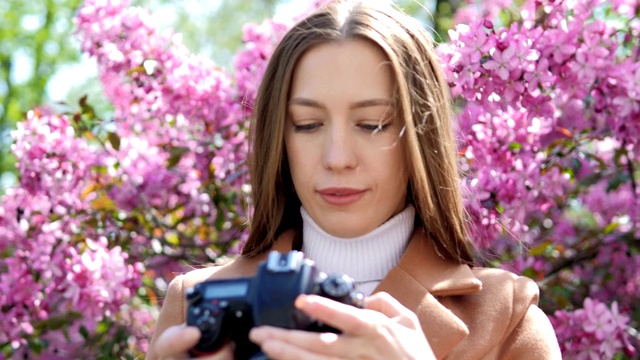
[{"xmin": 317, "ymin": 188, "xmax": 366, "ymax": 206}]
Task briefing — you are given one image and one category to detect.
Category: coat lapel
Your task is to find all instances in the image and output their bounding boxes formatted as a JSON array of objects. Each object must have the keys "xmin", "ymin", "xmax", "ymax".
[{"xmin": 374, "ymin": 228, "xmax": 482, "ymax": 359}]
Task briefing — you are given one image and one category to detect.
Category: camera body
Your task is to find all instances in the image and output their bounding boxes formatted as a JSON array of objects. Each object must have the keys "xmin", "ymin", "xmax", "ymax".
[{"xmin": 186, "ymin": 250, "xmax": 365, "ymax": 359}]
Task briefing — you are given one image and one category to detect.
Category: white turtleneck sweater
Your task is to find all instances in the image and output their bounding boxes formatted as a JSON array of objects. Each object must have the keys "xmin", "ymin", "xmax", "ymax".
[{"xmin": 300, "ymin": 206, "xmax": 415, "ymax": 296}]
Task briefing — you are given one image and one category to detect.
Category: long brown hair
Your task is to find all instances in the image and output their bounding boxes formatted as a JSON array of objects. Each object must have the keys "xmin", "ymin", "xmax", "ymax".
[{"xmin": 242, "ymin": 0, "xmax": 474, "ymax": 265}]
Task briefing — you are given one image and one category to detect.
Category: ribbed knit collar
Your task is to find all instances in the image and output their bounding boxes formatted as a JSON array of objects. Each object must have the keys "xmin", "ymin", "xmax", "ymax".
[{"xmin": 300, "ymin": 205, "xmax": 415, "ymax": 295}]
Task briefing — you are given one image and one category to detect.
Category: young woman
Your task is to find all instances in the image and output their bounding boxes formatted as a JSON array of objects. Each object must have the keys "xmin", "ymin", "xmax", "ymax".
[{"xmin": 147, "ymin": 1, "xmax": 561, "ymax": 359}]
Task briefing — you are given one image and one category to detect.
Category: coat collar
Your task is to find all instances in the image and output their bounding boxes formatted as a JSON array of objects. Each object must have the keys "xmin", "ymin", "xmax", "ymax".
[
  {"xmin": 385, "ymin": 227, "xmax": 481, "ymax": 296},
  {"xmin": 373, "ymin": 228, "xmax": 481, "ymax": 359}
]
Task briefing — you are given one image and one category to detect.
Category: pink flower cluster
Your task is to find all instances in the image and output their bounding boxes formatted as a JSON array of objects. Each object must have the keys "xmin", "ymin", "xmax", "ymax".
[
  {"xmin": 440, "ymin": 0, "xmax": 639, "ymax": 353},
  {"xmin": 0, "ymin": 111, "xmax": 143, "ymax": 355},
  {"xmin": 441, "ymin": 0, "xmax": 639, "ymax": 247},
  {"xmin": 551, "ymin": 298, "xmax": 635, "ymax": 358},
  {"xmin": 459, "ymin": 103, "xmax": 569, "ymax": 248},
  {"xmin": 232, "ymin": 0, "xmax": 323, "ymax": 115},
  {"xmin": 10, "ymin": 110, "xmax": 97, "ymax": 210},
  {"xmin": 75, "ymin": 0, "xmax": 249, "ymax": 212},
  {"xmin": 72, "ymin": 0, "xmax": 256, "ymax": 252},
  {"xmin": 442, "ymin": 0, "xmax": 640, "ymax": 143}
]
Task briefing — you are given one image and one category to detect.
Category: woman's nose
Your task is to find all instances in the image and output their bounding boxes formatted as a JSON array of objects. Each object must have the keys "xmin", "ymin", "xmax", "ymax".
[{"xmin": 322, "ymin": 125, "xmax": 357, "ymax": 171}]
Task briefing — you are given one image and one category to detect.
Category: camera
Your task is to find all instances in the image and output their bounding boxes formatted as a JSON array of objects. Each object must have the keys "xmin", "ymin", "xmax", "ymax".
[{"xmin": 185, "ymin": 250, "xmax": 365, "ymax": 359}]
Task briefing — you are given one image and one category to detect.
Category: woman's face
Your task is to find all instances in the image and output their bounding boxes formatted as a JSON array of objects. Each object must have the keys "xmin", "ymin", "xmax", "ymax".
[{"xmin": 285, "ymin": 39, "xmax": 409, "ymax": 238}]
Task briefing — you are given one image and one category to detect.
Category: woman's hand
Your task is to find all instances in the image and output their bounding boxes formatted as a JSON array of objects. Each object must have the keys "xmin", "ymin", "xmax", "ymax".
[
  {"xmin": 248, "ymin": 292, "xmax": 436, "ymax": 360},
  {"xmin": 152, "ymin": 324, "xmax": 233, "ymax": 360}
]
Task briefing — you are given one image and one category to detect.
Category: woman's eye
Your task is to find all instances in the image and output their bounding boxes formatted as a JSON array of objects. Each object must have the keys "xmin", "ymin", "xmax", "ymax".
[
  {"xmin": 359, "ymin": 122, "xmax": 391, "ymax": 133},
  {"xmin": 293, "ymin": 123, "xmax": 321, "ymax": 132}
]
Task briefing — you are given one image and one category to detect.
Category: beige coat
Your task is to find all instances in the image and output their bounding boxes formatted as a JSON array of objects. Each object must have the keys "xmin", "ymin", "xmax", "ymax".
[{"xmin": 147, "ymin": 229, "xmax": 561, "ymax": 359}]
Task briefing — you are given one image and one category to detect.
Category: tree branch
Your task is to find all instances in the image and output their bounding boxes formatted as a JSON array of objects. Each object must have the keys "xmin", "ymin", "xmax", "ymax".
[{"xmin": 545, "ymin": 246, "xmax": 599, "ymax": 279}]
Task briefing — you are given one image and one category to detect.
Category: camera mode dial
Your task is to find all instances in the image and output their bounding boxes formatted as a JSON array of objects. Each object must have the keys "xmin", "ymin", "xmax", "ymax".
[{"xmin": 319, "ymin": 274, "xmax": 364, "ymax": 308}]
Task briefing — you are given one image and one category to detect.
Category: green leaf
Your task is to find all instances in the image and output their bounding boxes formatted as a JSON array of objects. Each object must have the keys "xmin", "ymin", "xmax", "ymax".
[
  {"xmin": 529, "ymin": 241, "xmax": 551, "ymax": 257},
  {"xmin": 570, "ymin": 157, "xmax": 582, "ymax": 173},
  {"xmin": 607, "ymin": 172, "xmax": 631, "ymax": 192},
  {"xmin": 563, "ymin": 167, "xmax": 575, "ymax": 180},
  {"xmin": 1, "ymin": 342, "xmax": 14, "ymax": 355},
  {"xmin": 165, "ymin": 231, "xmax": 180, "ymax": 246},
  {"xmin": 27, "ymin": 338, "xmax": 47, "ymax": 355},
  {"xmin": 34, "ymin": 312, "xmax": 82, "ymax": 331},
  {"xmin": 579, "ymin": 173, "xmax": 601, "ymax": 188},
  {"xmin": 508, "ymin": 142, "xmax": 522, "ymax": 151},
  {"xmin": 498, "ymin": 9, "xmax": 511, "ymax": 27},
  {"xmin": 91, "ymin": 193, "xmax": 116, "ymax": 211},
  {"xmin": 214, "ymin": 207, "xmax": 226, "ymax": 230},
  {"xmin": 79, "ymin": 95, "xmax": 96, "ymax": 120},
  {"xmin": 107, "ymin": 132, "xmax": 121, "ymax": 151},
  {"xmin": 96, "ymin": 321, "xmax": 109, "ymax": 335},
  {"xmin": 79, "ymin": 325, "xmax": 90, "ymax": 340},
  {"xmin": 92, "ymin": 165, "xmax": 109, "ymax": 174},
  {"xmin": 166, "ymin": 146, "xmax": 190, "ymax": 168},
  {"xmin": 603, "ymin": 222, "xmax": 619, "ymax": 234},
  {"xmin": 522, "ymin": 268, "xmax": 542, "ymax": 281}
]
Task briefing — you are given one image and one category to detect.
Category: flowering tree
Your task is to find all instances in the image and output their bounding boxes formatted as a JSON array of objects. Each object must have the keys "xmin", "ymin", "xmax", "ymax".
[
  {"xmin": 0, "ymin": 0, "xmax": 638, "ymax": 358},
  {"xmin": 439, "ymin": 0, "xmax": 639, "ymax": 356}
]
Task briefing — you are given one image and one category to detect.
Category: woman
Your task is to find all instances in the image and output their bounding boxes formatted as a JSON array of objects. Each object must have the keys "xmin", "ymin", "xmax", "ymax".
[{"xmin": 147, "ymin": 1, "xmax": 561, "ymax": 359}]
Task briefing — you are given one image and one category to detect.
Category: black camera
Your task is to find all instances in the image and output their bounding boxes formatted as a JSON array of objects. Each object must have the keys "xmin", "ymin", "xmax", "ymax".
[{"xmin": 185, "ymin": 250, "xmax": 365, "ymax": 359}]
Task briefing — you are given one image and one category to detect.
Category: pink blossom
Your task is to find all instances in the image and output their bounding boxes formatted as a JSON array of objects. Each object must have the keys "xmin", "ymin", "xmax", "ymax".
[
  {"xmin": 483, "ymin": 46, "xmax": 516, "ymax": 80},
  {"xmin": 551, "ymin": 298, "xmax": 634, "ymax": 358}
]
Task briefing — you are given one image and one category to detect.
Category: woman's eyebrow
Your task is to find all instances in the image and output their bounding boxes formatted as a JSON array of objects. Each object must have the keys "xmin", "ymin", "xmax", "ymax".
[
  {"xmin": 350, "ymin": 98, "xmax": 392, "ymax": 109},
  {"xmin": 288, "ymin": 97, "xmax": 324, "ymax": 108},
  {"xmin": 288, "ymin": 97, "xmax": 392, "ymax": 109}
]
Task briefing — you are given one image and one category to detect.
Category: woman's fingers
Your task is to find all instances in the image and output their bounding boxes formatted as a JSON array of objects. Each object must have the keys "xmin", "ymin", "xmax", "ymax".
[
  {"xmin": 249, "ymin": 294, "xmax": 435, "ymax": 360},
  {"xmin": 294, "ymin": 294, "xmax": 387, "ymax": 335},
  {"xmin": 154, "ymin": 325, "xmax": 201, "ymax": 359},
  {"xmin": 365, "ymin": 292, "xmax": 420, "ymax": 329},
  {"xmin": 250, "ymin": 326, "xmax": 375, "ymax": 360},
  {"xmin": 365, "ymin": 292, "xmax": 404, "ymax": 317},
  {"xmin": 153, "ymin": 325, "xmax": 233, "ymax": 360},
  {"xmin": 259, "ymin": 336, "xmax": 336, "ymax": 360},
  {"xmin": 250, "ymin": 326, "xmax": 340, "ymax": 353}
]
